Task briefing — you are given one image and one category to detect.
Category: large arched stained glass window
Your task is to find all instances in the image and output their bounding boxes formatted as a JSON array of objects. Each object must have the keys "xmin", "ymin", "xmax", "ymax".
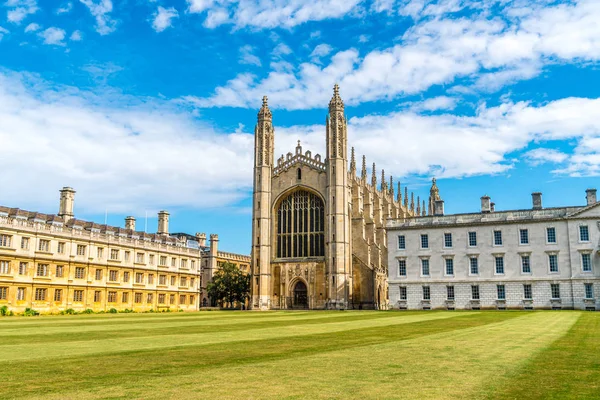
[{"xmin": 276, "ymin": 190, "xmax": 325, "ymax": 258}]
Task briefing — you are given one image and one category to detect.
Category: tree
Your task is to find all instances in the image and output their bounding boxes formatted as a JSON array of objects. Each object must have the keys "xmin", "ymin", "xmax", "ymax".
[{"xmin": 207, "ymin": 262, "xmax": 250, "ymax": 309}]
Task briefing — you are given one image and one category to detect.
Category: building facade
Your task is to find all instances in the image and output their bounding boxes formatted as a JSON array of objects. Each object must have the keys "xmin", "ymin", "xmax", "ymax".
[
  {"xmin": 387, "ymin": 184, "xmax": 600, "ymax": 311},
  {"xmin": 0, "ymin": 187, "xmax": 248, "ymax": 313},
  {"xmin": 251, "ymin": 86, "xmax": 417, "ymax": 310}
]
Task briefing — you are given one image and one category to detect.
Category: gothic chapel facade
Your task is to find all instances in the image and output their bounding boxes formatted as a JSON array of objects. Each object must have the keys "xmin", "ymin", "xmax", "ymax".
[{"xmin": 250, "ymin": 85, "xmax": 416, "ymax": 310}]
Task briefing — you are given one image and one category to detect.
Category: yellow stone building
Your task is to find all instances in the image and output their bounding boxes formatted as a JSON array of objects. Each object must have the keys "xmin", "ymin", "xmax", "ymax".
[{"xmin": 0, "ymin": 187, "xmax": 250, "ymax": 313}]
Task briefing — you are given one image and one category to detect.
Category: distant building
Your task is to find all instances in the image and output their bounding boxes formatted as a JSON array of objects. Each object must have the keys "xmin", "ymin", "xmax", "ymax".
[
  {"xmin": 387, "ymin": 182, "xmax": 600, "ymax": 311},
  {"xmin": 0, "ymin": 187, "xmax": 249, "ymax": 313}
]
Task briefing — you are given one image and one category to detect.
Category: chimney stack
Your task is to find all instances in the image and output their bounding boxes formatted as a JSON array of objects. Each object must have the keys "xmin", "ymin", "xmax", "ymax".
[
  {"xmin": 157, "ymin": 210, "xmax": 169, "ymax": 235},
  {"xmin": 481, "ymin": 196, "xmax": 491, "ymax": 213},
  {"xmin": 586, "ymin": 188, "xmax": 597, "ymax": 206},
  {"xmin": 58, "ymin": 187, "xmax": 76, "ymax": 223},
  {"xmin": 209, "ymin": 234, "xmax": 219, "ymax": 256},
  {"xmin": 532, "ymin": 192, "xmax": 542, "ymax": 210},
  {"xmin": 125, "ymin": 216, "xmax": 136, "ymax": 231},
  {"xmin": 433, "ymin": 200, "xmax": 445, "ymax": 216},
  {"xmin": 490, "ymin": 202, "xmax": 496, "ymax": 212},
  {"xmin": 196, "ymin": 232, "xmax": 207, "ymax": 247}
]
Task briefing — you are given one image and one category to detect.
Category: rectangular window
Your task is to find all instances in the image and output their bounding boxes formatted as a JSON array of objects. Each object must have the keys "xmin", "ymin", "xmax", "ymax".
[
  {"xmin": 547, "ymin": 227, "xmax": 556, "ymax": 243},
  {"xmin": 108, "ymin": 291, "xmax": 117, "ymax": 303},
  {"xmin": 444, "ymin": 233, "xmax": 452, "ymax": 248},
  {"xmin": 495, "ymin": 256, "xmax": 504, "ymax": 274},
  {"xmin": 497, "ymin": 284, "xmax": 506, "ymax": 300},
  {"xmin": 519, "ymin": 229, "xmax": 529, "ymax": 245},
  {"xmin": 109, "ymin": 270, "xmax": 118, "ymax": 282},
  {"xmin": 523, "ymin": 284, "xmax": 533, "ymax": 300},
  {"xmin": 0, "ymin": 287, "xmax": 7, "ymax": 300},
  {"xmin": 579, "ymin": 225, "xmax": 589, "ymax": 242},
  {"xmin": 447, "ymin": 286, "xmax": 455, "ymax": 301},
  {"xmin": 471, "ymin": 285, "xmax": 480, "ymax": 300},
  {"xmin": 123, "ymin": 271, "xmax": 130, "ymax": 282},
  {"xmin": 421, "ymin": 259, "xmax": 430, "ymax": 276},
  {"xmin": 582, "ymin": 253, "xmax": 592, "ymax": 272},
  {"xmin": 170, "ymin": 276, "xmax": 176, "ymax": 286},
  {"xmin": 18, "ymin": 262, "xmax": 27, "ymax": 275},
  {"xmin": 75, "ymin": 267, "xmax": 85, "ymax": 279},
  {"xmin": 169, "ymin": 294, "xmax": 175, "ymax": 304},
  {"xmin": 94, "ymin": 291, "xmax": 101, "ymax": 302},
  {"xmin": 76, "ymin": 244, "xmax": 86, "ymax": 256},
  {"xmin": 97, "ymin": 247, "xmax": 103, "ymax": 259},
  {"xmin": 0, "ymin": 260, "xmax": 10, "ymax": 274},
  {"xmin": 445, "ymin": 258, "xmax": 454, "ymax": 275},
  {"xmin": 158, "ymin": 293, "xmax": 166, "ymax": 304},
  {"xmin": 36, "ymin": 264, "xmax": 48, "ymax": 277},
  {"xmin": 398, "ymin": 260, "xmax": 406, "ymax": 276},
  {"xmin": 134, "ymin": 292, "xmax": 142, "ymax": 303},
  {"xmin": 149, "ymin": 254, "xmax": 155, "ymax": 265},
  {"xmin": 468, "ymin": 231, "xmax": 477, "ymax": 247},
  {"xmin": 0, "ymin": 234, "xmax": 11, "ymax": 247},
  {"xmin": 180, "ymin": 277, "xmax": 187, "ymax": 287},
  {"xmin": 21, "ymin": 237, "xmax": 30, "ymax": 250},
  {"xmin": 191, "ymin": 278, "xmax": 195, "ymax": 287},
  {"xmin": 34, "ymin": 288, "xmax": 47, "ymax": 301},
  {"xmin": 148, "ymin": 274, "xmax": 154, "ymax": 284},
  {"xmin": 58, "ymin": 242, "xmax": 65, "ymax": 254},
  {"xmin": 422, "ymin": 286, "xmax": 431, "ymax": 300},
  {"xmin": 493, "ymin": 230, "xmax": 502, "ymax": 246},
  {"xmin": 110, "ymin": 249, "xmax": 119, "ymax": 260},
  {"xmin": 420, "ymin": 234, "xmax": 429, "ymax": 249},
  {"xmin": 180, "ymin": 294, "xmax": 186, "ymax": 304},
  {"xmin": 54, "ymin": 289, "xmax": 62, "ymax": 302},
  {"xmin": 521, "ymin": 255, "xmax": 531, "ymax": 273},
  {"xmin": 56, "ymin": 265, "xmax": 64, "ymax": 278},
  {"xmin": 398, "ymin": 235, "xmax": 405, "ymax": 249},
  {"xmin": 470, "ymin": 257, "xmax": 478, "ymax": 275},
  {"xmin": 585, "ymin": 283, "xmax": 594, "ymax": 299},
  {"xmin": 135, "ymin": 273, "xmax": 143, "ymax": 283},
  {"xmin": 191, "ymin": 260, "xmax": 196, "ymax": 270},
  {"xmin": 190, "ymin": 295, "xmax": 195, "ymax": 305},
  {"xmin": 38, "ymin": 239, "xmax": 50, "ymax": 252},
  {"xmin": 549, "ymin": 254, "xmax": 559, "ymax": 273},
  {"xmin": 551, "ymin": 283, "xmax": 560, "ymax": 299},
  {"xmin": 122, "ymin": 292, "xmax": 129, "ymax": 303},
  {"xmin": 181, "ymin": 259, "xmax": 188, "ymax": 269},
  {"xmin": 95, "ymin": 269, "xmax": 103, "ymax": 280},
  {"xmin": 17, "ymin": 287, "xmax": 25, "ymax": 301},
  {"xmin": 171, "ymin": 257, "xmax": 176, "ymax": 267},
  {"xmin": 159, "ymin": 256, "xmax": 167, "ymax": 266},
  {"xmin": 73, "ymin": 290, "xmax": 83, "ymax": 302},
  {"xmin": 147, "ymin": 293, "xmax": 153, "ymax": 304},
  {"xmin": 159, "ymin": 275, "xmax": 167, "ymax": 285},
  {"xmin": 124, "ymin": 251, "xmax": 130, "ymax": 262},
  {"xmin": 136, "ymin": 253, "xmax": 144, "ymax": 264}
]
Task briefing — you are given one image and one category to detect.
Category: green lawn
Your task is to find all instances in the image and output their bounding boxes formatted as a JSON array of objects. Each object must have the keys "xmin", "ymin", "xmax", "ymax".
[{"xmin": 0, "ymin": 311, "xmax": 598, "ymax": 399}]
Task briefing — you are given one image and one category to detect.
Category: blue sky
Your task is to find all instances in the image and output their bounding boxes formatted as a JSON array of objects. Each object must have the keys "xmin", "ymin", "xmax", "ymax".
[{"xmin": 1, "ymin": 0, "xmax": 600, "ymax": 254}]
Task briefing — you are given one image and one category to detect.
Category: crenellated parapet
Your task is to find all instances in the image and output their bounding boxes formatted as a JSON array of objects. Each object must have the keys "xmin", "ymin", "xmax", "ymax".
[{"xmin": 273, "ymin": 141, "xmax": 326, "ymax": 176}]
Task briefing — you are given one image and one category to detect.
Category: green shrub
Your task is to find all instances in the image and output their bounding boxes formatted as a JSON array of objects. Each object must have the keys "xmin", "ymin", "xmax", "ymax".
[
  {"xmin": 109, "ymin": 308, "xmax": 118, "ymax": 314},
  {"xmin": 23, "ymin": 308, "xmax": 39, "ymax": 317},
  {"xmin": 83, "ymin": 309, "xmax": 94, "ymax": 314},
  {"xmin": 119, "ymin": 308, "xmax": 134, "ymax": 313},
  {"xmin": 65, "ymin": 308, "xmax": 76, "ymax": 315},
  {"xmin": 0, "ymin": 305, "xmax": 8, "ymax": 316}
]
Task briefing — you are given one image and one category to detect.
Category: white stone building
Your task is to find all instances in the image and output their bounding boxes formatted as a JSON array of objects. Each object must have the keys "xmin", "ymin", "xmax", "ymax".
[{"xmin": 387, "ymin": 182, "xmax": 600, "ymax": 311}]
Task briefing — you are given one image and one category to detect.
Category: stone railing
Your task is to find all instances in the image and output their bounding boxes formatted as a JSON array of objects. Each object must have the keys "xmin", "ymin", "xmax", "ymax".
[{"xmin": 218, "ymin": 251, "xmax": 251, "ymax": 262}]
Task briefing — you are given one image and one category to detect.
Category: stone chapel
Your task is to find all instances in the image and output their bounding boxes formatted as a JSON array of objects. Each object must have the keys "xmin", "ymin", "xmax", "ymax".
[{"xmin": 250, "ymin": 85, "xmax": 424, "ymax": 310}]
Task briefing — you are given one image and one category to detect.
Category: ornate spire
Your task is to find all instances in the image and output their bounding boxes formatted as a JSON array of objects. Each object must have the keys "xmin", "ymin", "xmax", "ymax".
[
  {"xmin": 381, "ymin": 169, "xmax": 386, "ymax": 192},
  {"xmin": 416, "ymin": 196, "xmax": 421, "ymax": 215},
  {"xmin": 329, "ymin": 83, "xmax": 344, "ymax": 113},
  {"xmin": 389, "ymin": 176, "xmax": 394, "ymax": 196},
  {"xmin": 350, "ymin": 147, "xmax": 356, "ymax": 175},
  {"xmin": 410, "ymin": 192, "xmax": 415, "ymax": 213},
  {"xmin": 361, "ymin": 155, "xmax": 367, "ymax": 181},
  {"xmin": 428, "ymin": 177, "xmax": 441, "ymax": 215},
  {"xmin": 371, "ymin": 163, "xmax": 377, "ymax": 187},
  {"xmin": 422, "ymin": 200, "xmax": 427, "ymax": 216},
  {"xmin": 258, "ymin": 95, "xmax": 272, "ymax": 121},
  {"xmin": 397, "ymin": 181, "xmax": 402, "ymax": 203},
  {"xmin": 404, "ymin": 186, "xmax": 409, "ymax": 207}
]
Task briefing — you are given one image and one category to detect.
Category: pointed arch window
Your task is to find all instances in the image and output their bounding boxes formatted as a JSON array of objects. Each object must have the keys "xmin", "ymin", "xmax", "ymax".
[{"xmin": 276, "ymin": 190, "xmax": 325, "ymax": 258}]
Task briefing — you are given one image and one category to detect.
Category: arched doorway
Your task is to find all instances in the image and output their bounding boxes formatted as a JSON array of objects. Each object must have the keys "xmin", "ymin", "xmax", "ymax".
[{"xmin": 293, "ymin": 281, "xmax": 308, "ymax": 308}]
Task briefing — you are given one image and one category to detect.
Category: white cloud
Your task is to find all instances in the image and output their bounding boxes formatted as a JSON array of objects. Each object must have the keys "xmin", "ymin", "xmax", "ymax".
[
  {"xmin": 203, "ymin": 8, "xmax": 229, "ymax": 28},
  {"xmin": 413, "ymin": 96, "xmax": 457, "ymax": 111},
  {"xmin": 525, "ymin": 148, "xmax": 569, "ymax": 166},
  {"xmin": 80, "ymin": 0, "xmax": 116, "ymax": 35},
  {"xmin": 24, "ymin": 22, "xmax": 39, "ymax": 32},
  {"xmin": 70, "ymin": 30, "xmax": 83, "ymax": 41},
  {"xmin": 0, "ymin": 26, "xmax": 9, "ymax": 40},
  {"xmin": 152, "ymin": 6, "xmax": 179, "ymax": 32},
  {"xmin": 239, "ymin": 45, "xmax": 261, "ymax": 67},
  {"xmin": 310, "ymin": 43, "xmax": 332, "ymax": 60},
  {"xmin": 56, "ymin": 2, "xmax": 72, "ymax": 14},
  {"xmin": 358, "ymin": 34, "xmax": 369, "ymax": 43},
  {"xmin": 38, "ymin": 27, "xmax": 66, "ymax": 46},
  {"xmin": 272, "ymin": 43, "xmax": 292, "ymax": 58},
  {"xmin": 6, "ymin": 0, "xmax": 38, "ymax": 24}
]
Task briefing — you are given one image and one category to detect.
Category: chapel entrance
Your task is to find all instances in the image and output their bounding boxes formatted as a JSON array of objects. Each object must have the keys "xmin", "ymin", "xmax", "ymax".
[{"xmin": 293, "ymin": 281, "xmax": 308, "ymax": 308}]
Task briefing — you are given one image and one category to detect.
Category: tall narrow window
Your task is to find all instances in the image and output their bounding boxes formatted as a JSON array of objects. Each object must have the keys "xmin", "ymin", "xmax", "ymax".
[
  {"xmin": 581, "ymin": 253, "xmax": 592, "ymax": 272},
  {"xmin": 398, "ymin": 235, "xmax": 405, "ymax": 250},
  {"xmin": 521, "ymin": 255, "xmax": 531, "ymax": 273},
  {"xmin": 470, "ymin": 257, "xmax": 479, "ymax": 275},
  {"xmin": 421, "ymin": 234, "xmax": 429, "ymax": 249},
  {"xmin": 276, "ymin": 190, "xmax": 325, "ymax": 258},
  {"xmin": 579, "ymin": 225, "xmax": 589, "ymax": 242},
  {"xmin": 493, "ymin": 230, "xmax": 503, "ymax": 246},
  {"xmin": 398, "ymin": 260, "xmax": 406, "ymax": 277},
  {"xmin": 447, "ymin": 286, "xmax": 455, "ymax": 301},
  {"xmin": 471, "ymin": 285, "xmax": 480, "ymax": 300},
  {"xmin": 523, "ymin": 284, "xmax": 533, "ymax": 300},
  {"xmin": 445, "ymin": 258, "xmax": 454, "ymax": 275},
  {"xmin": 297, "ymin": 168, "xmax": 302, "ymax": 180},
  {"xmin": 497, "ymin": 285, "xmax": 506, "ymax": 300},
  {"xmin": 422, "ymin": 286, "xmax": 430, "ymax": 300},
  {"xmin": 468, "ymin": 231, "xmax": 477, "ymax": 247},
  {"xmin": 549, "ymin": 254, "xmax": 559, "ymax": 273},
  {"xmin": 519, "ymin": 229, "xmax": 529, "ymax": 245},
  {"xmin": 444, "ymin": 233, "xmax": 452, "ymax": 248},
  {"xmin": 421, "ymin": 259, "xmax": 430, "ymax": 276},
  {"xmin": 495, "ymin": 256, "xmax": 504, "ymax": 274},
  {"xmin": 399, "ymin": 286, "xmax": 407, "ymax": 300},
  {"xmin": 546, "ymin": 227, "xmax": 556, "ymax": 243},
  {"xmin": 585, "ymin": 283, "xmax": 594, "ymax": 299},
  {"xmin": 551, "ymin": 283, "xmax": 560, "ymax": 299}
]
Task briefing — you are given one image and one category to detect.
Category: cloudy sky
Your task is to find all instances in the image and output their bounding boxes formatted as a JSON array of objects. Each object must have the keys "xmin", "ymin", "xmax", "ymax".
[{"xmin": 1, "ymin": 0, "xmax": 600, "ymax": 253}]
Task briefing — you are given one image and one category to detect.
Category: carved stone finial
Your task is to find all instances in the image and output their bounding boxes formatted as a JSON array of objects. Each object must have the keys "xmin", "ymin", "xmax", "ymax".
[
  {"xmin": 350, "ymin": 147, "xmax": 356, "ymax": 174},
  {"xmin": 371, "ymin": 162, "xmax": 377, "ymax": 188},
  {"xmin": 404, "ymin": 186, "xmax": 409, "ymax": 207},
  {"xmin": 389, "ymin": 176, "xmax": 394, "ymax": 196},
  {"xmin": 329, "ymin": 83, "xmax": 345, "ymax": 112},
  {"xmin": 258, "ymin": 95, "xmax": 272, "ymax": 121},
  {"xmin": 381, "ymin": 169, "xmax": 386, "ymax": 192},
  {"xmin": 397, "ymin": 181, "xmax": 402, "ymax": 203},
  {"xmin": 422, "ymin": 200, "xmax": 427, "ymax": 216},
  {"xmin": 416, "ymin": 196, "xmax": 421, "ymax": 215},
  {"xmin": 410, "ymin": 192, "xmax": 415, "ymax": 213},
  {"xmin": 361, "ymin": 155, "xmax": 367, "ymax": 181}
]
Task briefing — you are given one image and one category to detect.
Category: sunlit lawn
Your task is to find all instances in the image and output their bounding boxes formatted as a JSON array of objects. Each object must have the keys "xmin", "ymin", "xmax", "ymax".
[{"xmin": 0, "ymin": 310, "xmax": 598, "ymax": 399}]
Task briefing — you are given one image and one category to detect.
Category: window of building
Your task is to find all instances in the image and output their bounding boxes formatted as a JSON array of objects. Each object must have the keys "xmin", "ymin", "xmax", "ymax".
[
  {"xmin": 471, "ymin": 285, "xmax": 480, "ymax": 300},
  {"xmin": 420, "ymin": 234, "xmax": 429, "ymax": 249},
  {"xmin": 97, "ymin": 247, "xmax": 103, "ymax": 259},
  {"xmin": 54, "ymin": 289, "xmax": 62, "ymax": 302},
  {"xmin": 110, "ymin": 249, "xmax": 119, "ymax": 260},
  {"xmin": 124, "ymin": 251, "xmax": 130, "ymax": 262},
  {"xmin": 0, "ymin": 287, "xmax": 7, "ymax": 300},
  {"xmin": 21, "ymin": 237, "xmax": 30, "ymax": 250},
  {"xmin": 18, "ymin": 262, "xmax": 27, "ymax": 275},
  {"xmin": 497, "ymin": 285, "xmax": 506, "ymax": 300},
  {"xmin": 276, "ymin": 190, "xmax": 325, "ymax": 258},
  {"xmin": 17, "ymin": 287, "xmax": 25, "ymax": 301},
  {"xmin": 421, "ymin": 259, "xmax": 430, "ymax": 276},
  {"xmin": 444, "ymin": 233, "xmax": 452, "ymax": 248},
  {"xmin": 36, "ymin": 264, "xmax": 48, "ymax": 277},
  {"xmin": 149, "ymin": 254, "xmax": 155, "ymax": 265},
  {"xmin": 493, "ymin": 230, "xmax": 502, "ymax": 246},
  {"xmin": 109, "ymin": 270, "xmax": 118, "ymax": 282},
  {"xmin": 38, "ymin": 239, "xmax": 50, "ymax": 252},
  {"xmin": 73, "ymin": 290, "xmax": 83, "ymax": 302},
  {"xmin": 95, "ymin": 269, "xmax": 103, "ymax": 280},
  {"xmin": 180, "ymin": 294, "xmax": 186, "ymax": 304},
  {"xmin": 521, "ymin": 255, "xmax": 531, "ymax": 274},
  {"xmin": 158, "ymin": 294, "xmax": 166, "ymax": 304},
  {"xmin": 34, "ymin": 288, "xmax": 47, "ymax": 301},
  {"xmin": 170, "ymin": 276, "xmax": 176, "ymax": 286},
  {"xmin": 470, "ymin": 257, "xmax": 479, "ymax": 275},
  {"xmin": 0, "ymin": 260, "xmax": 10, "ymax": 274},
  {"xmin": 171, "ymin": 257, "xmax": 176, "ymax": 267},
  {"xmin": 398, "ymin": 260, "xmax": 406, "ymax": 276},
  {"xmin": 56, "ymin": 265, "xmax": 64, "ymax": 278},
  {"xmin": 495, "ymin": 256, "xmax": 504, "ymax": 274},
  {"xmin": 579, "ymin": 225, "xmax": 590, "ymax": 242},
  {"xmin": 547, "ymin": 227, "xmax": 556, "ymax": 244},
  {"xmin": 57, "ymin": 242, "xmax": 66, "ymax": 254},
  {"xmin": 191, "ymin": 260, "xmax": 196, "ymax": 270},
  {"xmin": 422, "ymin": 286, "xmax": 431, "ymax": 300},
  {"xmin": 147, "ymin": 293, "xmax": 153, "ymax": 304},
  {"xmin": 169, "ymin": 294, "xmax": 175, "ymax": 304},
  {"xmin": 181, "ymin": 259, "xmax": 188, "ymax": 269},
  {"xmin": 398, "ymin": 235, "xmax": 405, "ymax": 250},
  {"xmin": 136, "ymin": 253, "xmax": 144, "ymax": 264},
  {"xmin": 135, "ymin": 273, "xmax": 143, "ymax": 283},
  {"xmin": 180, "ymin": 277, "xmax": 187, "ymax": 287},
  {"xmin": 108, "ymin": 291, "xmax": 117, "ymax": 303},
  {"xmin": 551, "ymin": 283, "xmax": 560, "ymax": 299},
  {"xmin": 123, "ymin": 271, "xmax": 130, "ymax": 282},
  {"xmin": 445, "ymin": 258, "xmax": 454, "ymax": 275},
  {"xmin": 585, "ymin": 283, "xmax": 594, "ymax": 299},
  {"xmin": 191, "ymin": 278, "xmax": 195, "ymax": 287},
  {"xmin": 447, "ymin": 286, "xmax": 455, "ymax": 301},
  {"xmin": 519, "ymin": 229, "xmax": 529, "ymax": 245},
  {"xmin": 189, "ymin": 295, "xmax": 194, "ymax": 305},
  {"xmin": 523, "ymin": 284, "xmax": 533, "ymax": 300},
  {"xmin": 582, "ymin": 253, "xmax": 592, "ymax": 272},
  {"xmin": 0, "ymin": 234, "xmax": 11, "ymax": 247},
  {"xmin": 94, "ymin": 291, "xmax": 101, "ymax": 302},
  {"xmin": 134, "ymin": 292, "xmax": 142, "ymax": 303},
  {"xmin": 122, "ymin": 292, "xmax": 129, "ymax": 303},
  {"xmin": 76, "ymin": 244, "xmax": 86, "ymax": 256},
  {"xmin": 75, "ymin": 267, "xmax": 85, "ymax": 279},
  {"xmin": 159, "ymin": 256, "xmax": 167, "ymax": 266},
  {"xmin": 159, "ymin": 275, "xmax": 167, "ymax": 285},
  {"xmin": 549, "ymin": 254, "xmax": 559, "ymax": 273},
  {"xmin": 468, "ymin": 231, "xmax": 477, "ymax": 247},
  {"xmin": 148, "ymin": 274, "xmax": 154, "ymax": 284}
]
